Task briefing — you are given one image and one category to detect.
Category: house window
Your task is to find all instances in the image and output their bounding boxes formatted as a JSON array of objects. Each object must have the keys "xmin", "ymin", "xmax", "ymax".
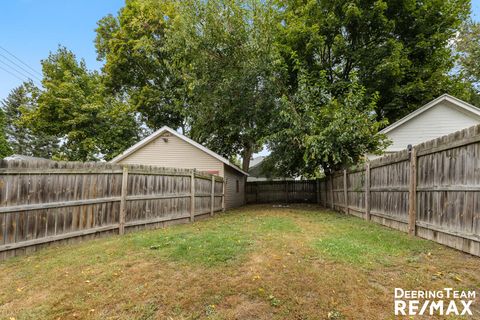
[{"xmin": 236, "ymin": 180, "xmax": 239, "ymax": 193}]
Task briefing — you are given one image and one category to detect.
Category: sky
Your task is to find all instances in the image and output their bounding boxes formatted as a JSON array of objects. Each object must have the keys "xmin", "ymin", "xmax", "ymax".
[
  {"xmin": 473, "ymin": 0, "xmax": 480, "ymax": 23},
  {"xmin": 0, "ymin": 0, "xmax": 124, "ymax": 99}
]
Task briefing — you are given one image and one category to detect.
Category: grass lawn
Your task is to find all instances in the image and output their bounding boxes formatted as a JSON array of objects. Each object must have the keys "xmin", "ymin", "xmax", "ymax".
[{"xmin": 1, "ymin": 205, "xmax": 479, "ymax": 319}]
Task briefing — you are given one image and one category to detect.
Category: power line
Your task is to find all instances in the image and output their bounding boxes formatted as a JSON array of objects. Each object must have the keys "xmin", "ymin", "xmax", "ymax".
[
  {"xmin": 0, "ymin": 52, "xmax": 42, "ymax": 82},
  {"xmin": 0, "ymin": 64, "xmax": 27, "ymax": 82},
  {"xmin": 0, "ymin": 58, "xmax": 41, "ymax": 86},
  {"xmin": 0, "ymin": 45, "xmax": 42, "ymax": 77},
  {"xmin": 0, "ymin": 58, "xmax": 33, "ymax": 81}
]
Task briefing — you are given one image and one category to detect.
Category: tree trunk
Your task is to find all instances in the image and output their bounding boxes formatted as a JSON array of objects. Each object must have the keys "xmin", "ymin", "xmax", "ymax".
[{"xmin": 242, "ymin": 147, "xmax": 253, "ymax": 172}]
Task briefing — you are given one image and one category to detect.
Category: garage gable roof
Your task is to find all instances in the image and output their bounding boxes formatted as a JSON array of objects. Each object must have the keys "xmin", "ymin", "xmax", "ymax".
[
  {"xmin": 380, "ymin": 94, "xmax": 480, "ymax": 134},
  {"xmin": 110, "ymin": 126, "xmax": 248, "ymax": 176}
]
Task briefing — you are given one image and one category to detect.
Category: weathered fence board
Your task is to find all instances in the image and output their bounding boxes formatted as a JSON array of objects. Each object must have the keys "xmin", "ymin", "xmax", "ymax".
[
  {"xmin": 246, "ymin": 180, "xmax": 317, "ymax": 204},
  {"xmin": 0, "ymin": 160, "xmax": 224, "ymax": 260}
]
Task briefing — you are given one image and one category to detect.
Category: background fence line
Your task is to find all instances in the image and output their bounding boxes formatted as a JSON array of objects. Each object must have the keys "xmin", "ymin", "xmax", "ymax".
[
  {"xmin": 247, "ymin": 124, "xmax": 480, "ymax": 257},
  {"xmin": 245, "ymin": 180, "xmax": 317, "ymax": 204},
  {"xmin": 0, "ymin": 161, "xmax": 224, "ymax": 260}
]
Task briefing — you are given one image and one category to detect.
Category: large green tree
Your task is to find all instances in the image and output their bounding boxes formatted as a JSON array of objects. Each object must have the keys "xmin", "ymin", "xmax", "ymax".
[
  {"xmin": 266, "ymin": 71, "xmax": 389, "ymax": 176},
  {"xmin": 23, "ymin": 47, "xmax": 140, "ymax": 161},
  {"xmin": 95, "ymin": 0, "xmax": 186, "ymax": 131},
  {"xmin": 1, "ymin": 83, "xmax": 59, "ymax": 158},
  {"xmin": 277, "ymin": 0, "xmax": 472, "ymax": 123},
  {"xmin": 455, "ymin": 20, "xmax": 480, "ymax": 104},
  {"xmin": 167, "ymin": 0, "xmax": 282, "ymax": 170},
  {"xmin": 94, "ymin": 0, "xmax": 474, "ymax": 175},
  {"xmin": 97, "ymin": 0, "xmax": 282, "ymax": 170}
]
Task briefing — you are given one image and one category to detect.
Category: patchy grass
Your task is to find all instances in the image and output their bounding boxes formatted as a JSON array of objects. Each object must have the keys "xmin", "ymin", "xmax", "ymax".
[
  {"xmin": 311, "ymin": 213, "xmax": 433, "ymax": 266},
  {"xmin": 1, "ymin": 205, "xmax": 479, "ymax": 319},
  {"xmin": 255, "ymin": 216, "xmax": 301, "ymax": 233},
  {"xmin": 134, "ymin": 226, "xmax": 253, "ymax": 266}
]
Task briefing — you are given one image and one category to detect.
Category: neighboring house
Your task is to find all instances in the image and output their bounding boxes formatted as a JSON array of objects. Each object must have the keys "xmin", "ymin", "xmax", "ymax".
[
  {"xmin": 110, "ymin": 126, "xmax": 248, "ymax": 210},
  {"xmin": 248, "ymin": 156, "xmax": 266, "ymax": 181},
  {"xmin": 3, "ymin": 154, "xmax": 54, "ymax": 163},
  {"xmin": 369, "ymin": 94, "xmax": 480, "ymax": 159},
  {"xmin": 248, "ymin": 156, "xmax": 295, "ymax": 181}
]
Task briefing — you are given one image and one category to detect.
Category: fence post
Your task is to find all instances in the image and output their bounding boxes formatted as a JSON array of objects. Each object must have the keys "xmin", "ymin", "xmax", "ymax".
[
  {"xmin": 222, "ymin": 178, "xmax": 225, "ymax": 212},
  {"xmin": 119, "ymin": 165, "xmax": 128, "ymax": 235},
  {"xmin": 408, "ymin": 147, "xmax": 417, "ymax": 235},
  {"xmin": 324, "ymin": 180, "xmax": 328, "ymax": 207},
  {"xmin": 316, "ymin": 178, "xmax": 320, "ymax": 205},
  {"xmin": 329, "ymin": 175, "xmax": 334, "ymax": 210},
  {"xmin": 365, "ymin": 162, "xmax": 371, "ymax": 221},
  {"xmin": 285, "ymin": 180, "xmax": 289, "ymax": 203},
  {"xmin": 190, "ymin": 170, "xmax": 195, "ymax": 222},
  {"xmin": 210, "ymin": 175, "xmax": 215, "ymax": 216},
  {"xmin": 343, "ymin": 170, "xmax": 348, "ymax": 214}
]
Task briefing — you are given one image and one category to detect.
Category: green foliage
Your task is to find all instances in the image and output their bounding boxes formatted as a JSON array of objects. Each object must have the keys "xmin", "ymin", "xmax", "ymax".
[
  {"xmin": 1, "ymin": 83, "xmax": 59, "ymax": 158},
  {"xmin": 10, "ymin": 0, "xmax": 471, "ymax": 170},
  {"xmin": 267, "ymin": 71, "xmax": 389, "ymax": 176},
  {"xmin": 457, "ymin": 20, "xmax": 480, "ymax": 84},
  {"xmin": 455, "ymin": 20, "xmax": 480, "ymax": 104},
  {"xmin": 266, "ymin": 0, "xmax": 471, "ymax": 175},
  {"xmin": 167, "ymin": 0, "xmax": 283, "ymax": 170},
  {"xmin": 22, "ymin": 47, "xmax": 140, "ymax": 161},
  {"xmin": 95, "ymin": 0, "xmax": 185, "ymax": 131},
  {"xmin": 276, "ymin": 0, "xmax": 472, "ymax": 123},
  {"xmin": 96, "ymin": 0, "xmax": 282, "ymax": 169},
  {"xmin": 0, "ymin": 108, "xmax": 11, "ymax": 158},
  {"xmin": 93, "ymin": 0, "xmax": 473, "ymax": 174}
]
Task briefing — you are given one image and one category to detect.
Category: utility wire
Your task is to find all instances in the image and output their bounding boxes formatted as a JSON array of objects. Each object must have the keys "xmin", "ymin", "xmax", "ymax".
[
  {"xmin": 0, "ymin": 45, "xmax": 42, "ymax": 77},
  {"xmin": 0, "ymin": 58, "xmax": 41, "ymax": 86},
  {"xmin": 0, "ymin": 52, "xmax": 42, "ymax": 82},
  {"xmin": 0, "ymin": 64, "xmax": 27, "ymax": 82},
  {"xmin": 0, "ymin": 58, "xmax": 34, "ymax": 81}
]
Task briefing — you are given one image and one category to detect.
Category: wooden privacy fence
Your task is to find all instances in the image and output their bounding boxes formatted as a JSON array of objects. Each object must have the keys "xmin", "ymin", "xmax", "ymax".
[
  {"xmin": 318, "ymin": 124, "xmax": 480, "ymax": 257},
  {"xmin": 0, "ymin": 160, "xmax": 224, "ymax": 260},
  {"xmin": 246, "ymin": 180, "xmax": 317, "ymax": 204}
]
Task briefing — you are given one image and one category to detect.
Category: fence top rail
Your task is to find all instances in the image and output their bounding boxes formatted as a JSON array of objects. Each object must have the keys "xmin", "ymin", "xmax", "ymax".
[
  {"xmin": 330, "ymin": 172, "xmax": 343, "ymax": 178},
  {"xmin": 369, "ymin": 149, "xmax": 410, "ymax": 169},
  {"xmin": 367, "ymin": 123, "xmax": 480, "ymax": 166},
  {"xmin": 246, "ymin": 180, "xmax": 316, "ymax": 185},
  {"xmin": 416, "ymin": 125, "xmax": 480, "ymax": 156},
  {"xmin": 346, "ymin": 165, "xmax": 366, "ymax": 174},
  {"xmin": 0, "ymin": 160, "xmax": 223, "ymax": 180},
  {"xmin": 194, "ymin": 172, "xmax": 224, "ymax": 182},
  {"xmin": 0, "ymin": 168, "xmax": 124, "ymax": 175}
]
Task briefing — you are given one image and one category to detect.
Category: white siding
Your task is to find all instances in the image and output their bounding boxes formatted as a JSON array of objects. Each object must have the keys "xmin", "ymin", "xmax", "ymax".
[
  {"xmin": 117, "ymin": 133, "xmax": 224, "ymax": 176},
  {"xmin": 224, "ymin": 165, "xmax": 246, "ymax": 209},
  {"xmin": 385, "ymin": 101, "xmax": 480, "ymax": 151}
]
